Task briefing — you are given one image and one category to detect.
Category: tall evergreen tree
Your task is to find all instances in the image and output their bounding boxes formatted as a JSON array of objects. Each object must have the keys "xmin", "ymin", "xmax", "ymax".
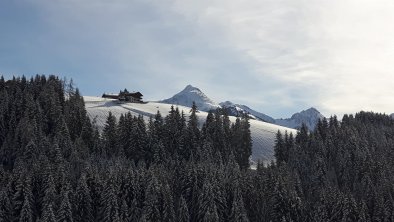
[
  {"xmin": 74, "ymin": 175, "xmax": 93, "ymax": 222},
  {"xmin": 142, "ymin": 176, "xmax": 161, "ymax": 222},
  {"xmin": 57, "ymin": 191, "xmax": 73, "ymax": 222},
  {"xmin": 274, "ymin": 131, "xmax": 285, "ymax": 164},
  {"xmin": 229, "ymin": 185, "xmax": 249, "ymax": 222},
  {"xmin": 177, "ymin": 196, "xmax": 190, "ymax": 222},
  {"xmin": 13, "ymin": 175, "xmax": 33, "ymax": 220},
  {"xmin": 198, "ymin": 182, "xmax": 218, "ymax": 222},
  {"xmin": 0, "ymin": 190, "xmax": 11, "ymax": 222},
  {"xmin": 102, "ymin": 112, "xmax": 118, "ymax": 158},
  {"xmin": 40, "ymin": 204, "xmax": 56, "ymax": 222},
  {"xmin": 18, "ymin": 195, "xmax": 33, "ymax": 222},
  {"xmin": 101, "ymin": 177, "xmax": 120, "ymax": 222}
]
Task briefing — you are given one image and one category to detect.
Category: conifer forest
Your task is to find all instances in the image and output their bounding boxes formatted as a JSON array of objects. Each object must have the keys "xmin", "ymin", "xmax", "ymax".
[{"xmin": 1, "ymin": 75, "xmax": 394, "ymax": 221}]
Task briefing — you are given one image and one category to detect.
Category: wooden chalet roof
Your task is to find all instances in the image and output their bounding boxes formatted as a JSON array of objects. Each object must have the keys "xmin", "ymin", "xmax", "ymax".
[{"xmin": 124, "ymin": 92, "xmax": 143, "ymax": 97}]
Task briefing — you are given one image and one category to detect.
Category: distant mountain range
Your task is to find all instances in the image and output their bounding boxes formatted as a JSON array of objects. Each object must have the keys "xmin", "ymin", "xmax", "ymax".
[{"xmin": 160, "ymin": 85, "xmax": 325, "ymax": 130}]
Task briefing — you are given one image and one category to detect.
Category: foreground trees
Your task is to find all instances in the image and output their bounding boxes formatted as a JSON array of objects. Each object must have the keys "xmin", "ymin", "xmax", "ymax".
[{"xmin": 1, "ymin": 75, "xmax": 394, "ymax": 221}]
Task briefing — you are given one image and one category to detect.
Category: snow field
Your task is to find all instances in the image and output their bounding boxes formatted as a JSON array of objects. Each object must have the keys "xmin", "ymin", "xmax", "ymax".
[{"xmin": 84, "ymin": 96, "xmax": 297, "ymax": 165}]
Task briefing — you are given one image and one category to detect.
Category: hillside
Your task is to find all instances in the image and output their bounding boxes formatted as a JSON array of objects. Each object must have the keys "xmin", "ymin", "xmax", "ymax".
[{"xmin": 84, "ymin": 96, "xmax": 296, "ymax": 164}]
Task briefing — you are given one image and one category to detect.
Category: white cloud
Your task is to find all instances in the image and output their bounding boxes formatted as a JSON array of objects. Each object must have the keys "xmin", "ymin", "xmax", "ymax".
[
  {"xmin": 169, "ymin": 0, "xmax": 394, "ymax": 116},
  {"xmin": 3, "ymin": 0, "xmax": 394, "ymax": 117}
]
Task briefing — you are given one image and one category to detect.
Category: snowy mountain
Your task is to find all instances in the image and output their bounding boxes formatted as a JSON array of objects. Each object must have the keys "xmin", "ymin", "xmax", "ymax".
[
  {"xmin": 275, "ymin": 107, "xmax": 324, "ymax": 130},
  {"xmin": 219, "ymin": 101, "xmax": 275, "ymax": 123},
  {"xmin": 161, "ymin": 85, "xmax": 276, "ymax": 123},
  {"xmin": 160, "ymin": 85, "xmax": 323, "ymax": 130},
  {"xmin": 160, "ymin": 85, "xmax": 220, "ymax": 112},
  {"xmin": 84, "ymin": 96, "xmax": 296, "ymax": 166}
]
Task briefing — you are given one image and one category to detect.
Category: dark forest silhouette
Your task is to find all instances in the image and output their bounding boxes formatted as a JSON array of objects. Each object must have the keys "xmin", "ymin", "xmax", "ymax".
[{"xmin": 1, "ymin": 75, "xmax": 394, "ymax": 221}]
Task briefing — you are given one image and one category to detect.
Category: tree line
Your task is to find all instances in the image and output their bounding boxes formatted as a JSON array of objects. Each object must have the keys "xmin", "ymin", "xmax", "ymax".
[
  {"xmin": 1, "ymin": 75, "xmax": 394, "ymax": 221},
  {"xmin": 0, "ymin": 75, "xmax": 251, "ymax": 222}
]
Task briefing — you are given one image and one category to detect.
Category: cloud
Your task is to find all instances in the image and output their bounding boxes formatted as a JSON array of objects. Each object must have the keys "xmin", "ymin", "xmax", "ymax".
[
  {"xmin": 16, "ymin": 0, "xmax": 261, "ymax": 101},
  {"xmin": 1, "ymin": 0, "xmax": 394, "ymax": 118},
  {"xmin": 169, "ymin": 0, "xmax": 394, "ymax": 117}
]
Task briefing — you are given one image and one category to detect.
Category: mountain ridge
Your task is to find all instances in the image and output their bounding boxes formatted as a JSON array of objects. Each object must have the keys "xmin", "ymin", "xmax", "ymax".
[
  {"xmin": 161, "ymin": 84, "xmax": 324, "ymax": 130},
  {"xmin": 219, "ymin": 101, "xmax": 275, "ymax": 123}
]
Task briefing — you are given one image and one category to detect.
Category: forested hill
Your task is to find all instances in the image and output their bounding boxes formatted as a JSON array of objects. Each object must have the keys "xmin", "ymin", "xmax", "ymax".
[
  {"xmin": 0, "ymin": 75, "xmax": 252, "ymax": 222},
  {"xmin": 1, "ymin": 75, "xmax": 394, "ymax": 221},
  {"xmin": 271, "ymin": 112, "xmax": 394, "ymax": 221}
]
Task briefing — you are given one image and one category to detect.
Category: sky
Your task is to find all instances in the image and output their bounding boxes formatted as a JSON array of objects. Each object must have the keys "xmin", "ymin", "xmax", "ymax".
[{"xmin": 1, "ymin": 0, "xmax": 394, "ymax": 118}]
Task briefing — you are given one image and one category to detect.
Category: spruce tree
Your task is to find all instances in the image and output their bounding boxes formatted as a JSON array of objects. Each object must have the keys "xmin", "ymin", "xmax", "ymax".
[
  {"xmin": 42, "ymin": 174, "xmax": 56, "ymax": 216},
  {"xmin": 119, "ymin": 199, "xmax": 129, "ymax": 222},
  {"xmin": 18, "ymin": 195, "xmax": 33, "ymax": 222},
  {"xmin": 101, "ymin": 178, "xmax": 120, "ymax": 222},
  {"xmin": 198, "ymin": 182, "xmax": 218, "ymax": 222},
  {"xmin": 161, "ymin": 184, "xmax": 175, "ymax": 222},
  {"xmin": 13, "ymin": 176, "xmax": 33, "ymax": 220},
  {"xmin": 229, "ymin": 185, "xmax": 249, "ymax": 222},
  {"xmin": 239, "ymin": 114, "xmax": 252, "ymax": 169},
  {"xmin": 40, "ymin": 204, "xmax": 56, "ymax": 222},
  {"xmin": 0, "ymin": 190, "xmax": 11, "ymax": 222},
  {"xmin": 74, "ymin": 175, "xmax": 93, "ymax": 222},
  {"xmin": 57, "ymin": 191, "xmax": 73, "ymax": 222},
  {"xmin": 177, "ymin": 196, "xmax": 190, "ymax": 222},
  {"xmin": 142, "ymin": 176, "xmax": 161, "ymax": 222},
  {"xmin": 154, "ymin": 111, "xmax": 164, "ymax": 142},
  {"xmin": 274, "ymin": 131, "xmax": 285, "ymax": 164},
  {"xmin": 102, "ymin": 112, "xmax": 118, "ymax": 158}
]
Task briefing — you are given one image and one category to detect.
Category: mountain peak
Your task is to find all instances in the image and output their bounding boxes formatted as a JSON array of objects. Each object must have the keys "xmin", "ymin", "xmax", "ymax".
[
  {"xmin": 294, "ymin": 107, "xmax": 322, "ymax": 118},
  {"xmin": 160, "ymin": 85, "xmax": 220, "ymax": 111},
  {"xmin": 183, "ymin": 84, "xmax": 199, "ymax": 92},
  {"xmin": 305, "ymin": 107, "xmax": 319, "ymax": 112},
  {"xmin": 276, "ymin": 107, "xmax": 324, "ymax": 130}
]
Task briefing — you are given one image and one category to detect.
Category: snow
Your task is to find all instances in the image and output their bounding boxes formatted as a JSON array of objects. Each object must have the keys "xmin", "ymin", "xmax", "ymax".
[{"xmin": 84, "ymin": 96, "xmax": 297, "ymax": 165}]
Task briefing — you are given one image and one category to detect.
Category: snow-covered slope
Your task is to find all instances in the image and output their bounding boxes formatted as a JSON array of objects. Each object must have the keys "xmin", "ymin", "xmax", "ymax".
[
  {"xmin": 84, "ymin": 96, "xmax": 296, "ymax": 165},
  {"xmin": 275, "ymin": 107, "xmax": 324, "ymax": 130},
  {"xmin": 160, "ymin": 85, "xmax": 220, "ymax": 112},
  {"xmin": 220, "ymin": 101, "xmax": 275, "ymax": 123}
]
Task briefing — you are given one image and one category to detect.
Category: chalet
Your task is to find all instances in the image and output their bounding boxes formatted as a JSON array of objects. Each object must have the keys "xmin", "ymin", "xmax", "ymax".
[{"xmin": 102, "ymin": 89, "xmax": 143, "ymax": 103}]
